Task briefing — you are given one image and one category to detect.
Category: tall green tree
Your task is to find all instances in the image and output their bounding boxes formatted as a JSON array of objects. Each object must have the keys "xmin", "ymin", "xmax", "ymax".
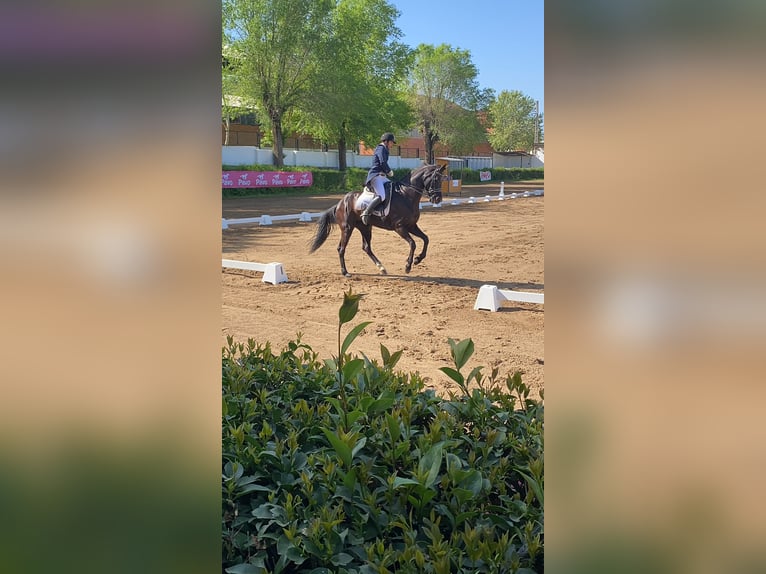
[
  {"xmin": 295, "ymin": 0, "xmax": 412, "ymax": 171},
  {"xmin": 222, "ymin": 0, "xmax": 334, "ymax": 166},
  {"xmin": 406, "ymin": 44, "xmax": 492, "ymax": 164},
  {"xmin": 222, "ymin": 51, "xmax": 258, "ymax": 146},
  {"xmin": 487, "ymin": 90, "xmax": 541, "ymax": 152}
]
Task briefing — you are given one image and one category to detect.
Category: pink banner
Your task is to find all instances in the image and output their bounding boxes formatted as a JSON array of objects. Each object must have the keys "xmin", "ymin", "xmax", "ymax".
[
  {"xmin": 222, "ymin": 171, "xmax": 313, "ymax": 188},
  {"xmin": 479, "ymin": 170, "xmax": 492, "ymax": 182}
]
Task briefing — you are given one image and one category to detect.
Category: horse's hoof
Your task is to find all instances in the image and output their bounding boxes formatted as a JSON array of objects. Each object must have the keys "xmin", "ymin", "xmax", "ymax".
[
  {"xmin": 342, "ymin": 271, "xmax": 351, "ymax": 278},
  {"xmin": 414, "ymin": 257, "xmax": 422, "ymax": 265},
  {"xmin": 379, "ymin": 267, "xmax": 387, "ymax": 275},
  {"xmin": 405, "ymin": 265, "xmax": 412, "ymax": 274}
]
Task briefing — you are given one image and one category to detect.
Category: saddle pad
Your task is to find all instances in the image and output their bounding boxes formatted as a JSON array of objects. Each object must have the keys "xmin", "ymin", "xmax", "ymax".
[
  {"xmin": 356, "ymin": 189, "xmax": 377, "ymax": 208},
  {"xmin": 355, "ymin": 189, "xmax": 391, "ymax": 218}
]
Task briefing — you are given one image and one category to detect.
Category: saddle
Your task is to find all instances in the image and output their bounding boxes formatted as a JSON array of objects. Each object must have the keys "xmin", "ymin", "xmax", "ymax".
[{"xmin": 358, "ymin": 181, "xmax": 396, "ymax": 216}]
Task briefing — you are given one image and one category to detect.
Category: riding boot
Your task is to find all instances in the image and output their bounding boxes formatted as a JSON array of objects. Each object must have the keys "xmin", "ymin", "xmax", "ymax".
[{"xmin": 361, "ymin": 195, "xmax": 383, "ymax": 225}]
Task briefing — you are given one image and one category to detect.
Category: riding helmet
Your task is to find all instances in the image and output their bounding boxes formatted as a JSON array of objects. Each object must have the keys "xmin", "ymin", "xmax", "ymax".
[{"xmin": 381, "ymin": 132, "xmax": 397, "ymax": 144}]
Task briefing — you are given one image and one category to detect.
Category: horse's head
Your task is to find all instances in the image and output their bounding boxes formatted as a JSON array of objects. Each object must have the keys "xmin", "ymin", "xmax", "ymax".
[{"xmin": 410, "ymin": 164, "xmax": 445, "ymax": 205}]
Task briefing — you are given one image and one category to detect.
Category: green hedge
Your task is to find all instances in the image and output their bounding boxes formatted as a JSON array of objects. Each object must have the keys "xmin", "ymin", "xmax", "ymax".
[
  {"xmin": 222, "ymin": 166, "xmax": 541, "ymax": 198},
  {"xmin": 222, "ymin": 165, "xmax": 354, "ymax": 197},
  {"xmin": 459, "ymin": 167, "xmax": 544, "ymax": 185},
  {"xmin": 222, "ymin": 291, "xmax": 544, "ymax": 573}
]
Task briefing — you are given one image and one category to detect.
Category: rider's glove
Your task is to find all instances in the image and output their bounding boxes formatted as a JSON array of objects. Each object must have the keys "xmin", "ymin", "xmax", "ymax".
[{"xmin": 387, "ymin": 170, "xmax": 394, "ymax": 178}]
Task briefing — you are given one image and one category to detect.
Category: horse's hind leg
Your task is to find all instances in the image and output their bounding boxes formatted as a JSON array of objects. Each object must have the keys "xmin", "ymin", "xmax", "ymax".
[
  {"xmin": 394, "ymin": 228, "xmax": 417, "ymax": 273},
  {"xmin": 409, "ymin": 224, "xmax": 429, "ymax": 266},
  {"xmin": 359, "ymin": 226, "xmax": 387, "ymax": 275},
  {"xmin": 337, "ymin": 224, "xmax": 354, "ymax": 277}
]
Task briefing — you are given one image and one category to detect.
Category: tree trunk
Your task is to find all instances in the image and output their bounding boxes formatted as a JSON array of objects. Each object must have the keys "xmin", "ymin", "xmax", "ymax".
[
  {"xmin": 425, "ymin": 130, "xmax": 438, "ymax": 164},
  {"xmin": 223, "ymin": 117, "xmax": 230, "ymax": 146},
  {"xmin": 337, "ymin": 135, "xmax": 347, "ymax": 171},
  {"xmin": 423, "ymin": 120, "xmax": 438, "ymax": 164},
  {"xmin": 425, "ymin": 135, "xmax": 434, "ymax": 164},
  {"xmin": 270, "ymin": 111, "xmax": 284, "ymax": 167}
]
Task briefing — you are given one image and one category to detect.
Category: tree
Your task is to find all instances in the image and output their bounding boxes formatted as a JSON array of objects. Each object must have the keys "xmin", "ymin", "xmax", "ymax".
[
  {"xmin": 487, "ymin": 90, "xmax": 541, "ymax": 152},
  {"xmin": 222, "ymin": 51, "xmax": 259, "ymax": 146},
  {"xmin": 406, "ymin": 44, "xmax": 492, "ymax": 164},
  {"xmin": 222, "ymin": 0, "xmax": 334, "ymax": 166},
  {"xmin": 294, "ymin": 0, "xmax": 412, "ymax": 171}
]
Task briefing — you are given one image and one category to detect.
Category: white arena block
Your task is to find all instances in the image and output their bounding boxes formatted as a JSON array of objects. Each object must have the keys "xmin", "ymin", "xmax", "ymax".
[
  {"xmin": 222, "ymin": 218, "xmax": 229, "ymax": 230},
  {"xmin": 222, "ymin": 259, "xmax": 288, "ymax": 284},
  {"xmin": 474, "ymin": 284, "xmax": 544, "ymax": 311},
  {"xmin": 474, "ymin": 285, "xmax": 503, "ymax": 311},
  {"xmin": 261, "ymin": 262, "xmax": 288, "ymax": 284},
  {"xmin": 299, "ymin": 212, "xmax": 312, "ymax": 222},
  {"xmin": 259, "ymin": 214, "xmax": 273, "ymax": 225}
]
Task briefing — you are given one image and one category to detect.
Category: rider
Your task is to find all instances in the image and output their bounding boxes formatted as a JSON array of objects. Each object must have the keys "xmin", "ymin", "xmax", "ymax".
[{"xmin": 362, "ymin": 132, "xmax": 396, "ymax": 225}]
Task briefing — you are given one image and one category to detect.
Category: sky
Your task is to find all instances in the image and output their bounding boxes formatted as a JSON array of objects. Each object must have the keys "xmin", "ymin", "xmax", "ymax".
[{"xmin": 388, "ymin": 0, "xmax": 544, "ymax": 113}]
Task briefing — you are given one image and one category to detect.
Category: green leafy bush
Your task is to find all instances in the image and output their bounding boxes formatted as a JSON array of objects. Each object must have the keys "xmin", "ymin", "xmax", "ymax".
[
  {"xmin": 222, "ymin": 165, "xmax": 356, "ymax": 197},
  {"xmin": 460, "ymin": 168, "xmax": 544, "ymax": 184},
  {"xmin": 222, "ymin": 290, "xmax": 544, "ymax": 573}
]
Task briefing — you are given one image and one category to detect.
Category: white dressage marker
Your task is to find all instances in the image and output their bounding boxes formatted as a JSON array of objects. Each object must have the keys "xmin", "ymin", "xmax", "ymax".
[
  {"xmin": 222, "ymin": 259, "xmax": 288, "ymax": 285},
  {"xmin": 474, "ymin": 284, "xmax": 544, "ymax": 312},
  {"xmin": 221, "ymin": 189, "xmax": 544, "ymax": 228}
]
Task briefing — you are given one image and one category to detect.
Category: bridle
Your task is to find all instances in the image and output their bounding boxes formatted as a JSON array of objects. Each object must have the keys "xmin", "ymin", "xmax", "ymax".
[{"xmin": 400, "ymin": 166, "xmax": 442, "ymax": 202}]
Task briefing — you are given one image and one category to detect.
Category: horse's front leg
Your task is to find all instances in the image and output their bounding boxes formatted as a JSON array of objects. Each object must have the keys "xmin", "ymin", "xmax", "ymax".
[
  {"xmin": 409, "ymin": 225, "xmax": 429, "ymax": 266},
  {"xmin": 394, "ymin": 228, "xmax": 417, "ymax": 273},
  {"xmin": 359, "ymin": 225, "xmax": 387, "ymax": 275}
]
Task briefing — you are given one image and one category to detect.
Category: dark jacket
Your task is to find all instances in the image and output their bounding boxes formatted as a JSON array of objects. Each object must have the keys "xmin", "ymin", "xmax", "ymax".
[{"xmin": 365, "ymin": 143, "xmax": 392, "ymax": 184}]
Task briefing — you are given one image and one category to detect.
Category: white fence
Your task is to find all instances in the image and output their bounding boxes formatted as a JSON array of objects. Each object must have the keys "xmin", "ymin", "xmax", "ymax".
[
  {"xmin": 222, "ymin": 259, "xmax": 288, "ymax": 285},
  {"xmin": 222, "ymin": 189, "xmax": 544, "ymax": 229},
  {"xmin": 223, "ymin": 146, "xmax": 424, "ymax": 170},
  {"xmin": 474, "ymin": 284, "xmax": 544, "ymax": 312},
  {"xmin": 223, "ymin": 146, "xmax": 544, "ymax": 171},
  {"xmin": 492, "ymin": 153, "xmax": 545, "ymax": 169},
  {"xmin": 462, "ymin": 156, "xmax": 493, "ymax": 170}
]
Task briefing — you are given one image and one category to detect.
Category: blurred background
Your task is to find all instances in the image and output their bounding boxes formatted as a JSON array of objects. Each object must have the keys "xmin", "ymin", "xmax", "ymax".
[
  {"xmin": 1, "ymin": 0, "xmax": 765, "ymax": 572},
  {"xmin": 0, "ymin": 1, "xmax": 221, "ymax": 573},
  {"xmin": 546, "ymin": 1, "xmax": 766, "ymax": 572}
]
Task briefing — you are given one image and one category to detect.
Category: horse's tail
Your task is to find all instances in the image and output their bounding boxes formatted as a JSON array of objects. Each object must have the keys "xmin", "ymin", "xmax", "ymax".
[{"xmin": 309, "ymin": 206, "xmax": 336, "ymax": 252}]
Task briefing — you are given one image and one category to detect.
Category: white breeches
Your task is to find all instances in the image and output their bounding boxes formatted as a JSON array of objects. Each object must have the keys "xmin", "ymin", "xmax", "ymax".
[{"xmin": 370, "ymin": 174, "xmax": 389, "ymax": 200}]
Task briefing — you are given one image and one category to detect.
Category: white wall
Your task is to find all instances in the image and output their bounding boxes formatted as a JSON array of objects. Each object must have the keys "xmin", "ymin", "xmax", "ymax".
[
  {"xmin": 222, "ymin": 146, "xmax": 274, "ymax": 166},
  {"xmin": 223, "ymin": 146, "xmax": 424, "ymax": 170},
  {"xmin": 492, "ymin": 153, "xmax": 544, "ymax": 169}
]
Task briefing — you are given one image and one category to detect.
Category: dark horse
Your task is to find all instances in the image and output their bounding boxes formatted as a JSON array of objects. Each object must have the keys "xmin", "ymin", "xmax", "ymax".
[{"xmin": 309, "ymin": 163, "xmax": 445, "ymax": 277}]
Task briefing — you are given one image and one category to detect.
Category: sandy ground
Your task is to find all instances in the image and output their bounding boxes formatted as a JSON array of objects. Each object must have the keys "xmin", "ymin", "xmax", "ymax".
[{"xmin": 222, "ymin": 182, "xmax": 544, "ymax": 398}]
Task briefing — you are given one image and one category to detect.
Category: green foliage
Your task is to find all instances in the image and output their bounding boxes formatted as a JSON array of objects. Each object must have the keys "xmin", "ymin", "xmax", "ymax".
[
  {"xmin": 487, "ymin": 91, "xmax": 541, "ymax": 153},
  {"xmin": 223, "ymin": 0, "xmax": 336, "ymax": 165},
  {"xmin": 222, "ymin": 295, "xmax": 544, "ymax": 573},
  {"xmin": 293, "ymin": 0, "xmax": 414, "ymax": 157},
  {"xmin": 406, "ymin": 43, "xmax": 494, "ymax": 164},
  {"xmin": 459, "ymin": 167, "xmax": 544, "ymax": 184}
]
